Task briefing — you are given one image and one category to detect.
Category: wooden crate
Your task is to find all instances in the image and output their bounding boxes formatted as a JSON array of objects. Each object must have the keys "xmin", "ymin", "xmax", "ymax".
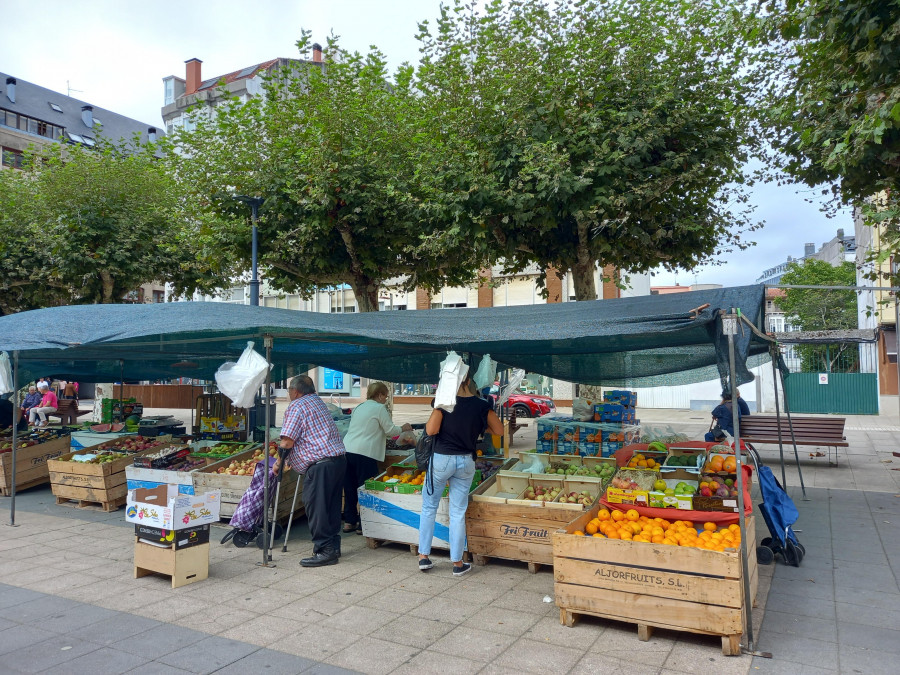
[
  {"xmin": 47, "ymin": 439, "xmax": 168, "ymax": 510},
  {"xmin": 134, "ymin": 538, "xmax": 209, "ymax": 588},
  {"xmin": 192, "ymin": 449, "xmax": 303, "ymax": 522},
  {"xmin": 466, "ymin": 475, "xmax": 600, "ymax": 573},
  {"xmin": 0, "ymin": 435, "xmax": 71, "ymax": 496},
  {"xmin": 552, "ymin": 506, "xmax": 758, "ymax": 656}
]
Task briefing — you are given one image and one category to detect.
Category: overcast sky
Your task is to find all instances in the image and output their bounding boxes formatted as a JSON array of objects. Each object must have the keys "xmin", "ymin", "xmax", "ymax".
[{"xmin": 4, "ymin": 0, "xmax": 852, "ymax": 289}]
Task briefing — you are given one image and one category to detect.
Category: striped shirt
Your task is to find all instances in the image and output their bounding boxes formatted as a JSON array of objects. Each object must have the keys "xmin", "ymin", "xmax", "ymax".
[{"xmin": 281, "ymin": 394, "xmax": 346, "ymax": 474}]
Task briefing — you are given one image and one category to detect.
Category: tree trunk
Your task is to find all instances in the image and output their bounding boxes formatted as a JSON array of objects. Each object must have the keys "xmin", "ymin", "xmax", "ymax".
[
  {"xmin": 570, "ymin": 263, "xmax": 598, "ymax": 301},
  {"xmin": 99, "ymin": 271, "xmax": 115, "ymax": 304},
  {"xmin": 571, "ymin": 216, "xmax": 598, "ymax": 301},
  {"xmin": 350, "ymin": 277, "xmax": 379, "ymax": 313}
]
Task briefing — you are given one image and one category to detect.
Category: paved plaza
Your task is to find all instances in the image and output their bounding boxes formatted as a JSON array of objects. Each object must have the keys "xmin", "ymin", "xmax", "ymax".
[{"xmin": 0, "ymin": 405, "xmax": 897, "ymax": 674}]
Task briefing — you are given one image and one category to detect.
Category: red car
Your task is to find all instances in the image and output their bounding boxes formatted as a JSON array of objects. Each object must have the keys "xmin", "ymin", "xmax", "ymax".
[{"xmin": 489, "ymin": 386, "xmax": 555, "ymax": 418}]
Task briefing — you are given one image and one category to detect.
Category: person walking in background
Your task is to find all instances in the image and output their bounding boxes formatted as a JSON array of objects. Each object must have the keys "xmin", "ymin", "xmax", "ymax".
[
  {"xmin": 418, "ymin": 372, "xmax": 503, "ymax": 576},
  {"xmin": 28, "ymin": 382, "xmax": 57, "ymax": 427},
  {"xmin": 60, "ymin": 380, "xmax": 79, "ymax": 400},
  {"xmin": 277, "ymin": 375, "xmax": 347, "ymax": 567},
  {"xmin": 342, "ymin": 382, "xmax": 413, "ymax": 534}
]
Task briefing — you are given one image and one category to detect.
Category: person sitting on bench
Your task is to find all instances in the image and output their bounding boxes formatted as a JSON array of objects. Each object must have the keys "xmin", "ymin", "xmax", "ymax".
[{"xmin": 705, "ymin": 390, "xmax": 744, "ymax": 442}]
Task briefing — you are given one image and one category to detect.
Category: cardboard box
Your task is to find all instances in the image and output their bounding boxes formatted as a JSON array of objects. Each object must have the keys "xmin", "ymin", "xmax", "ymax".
[
  {"xmin": 126, "ymin": 484, "xmax": 220, "ymax": 530},
  {"xmin": 605, "ymin": 486, "xmax": 649, "ymax": 506},
  {"xmin": 648, "ymin": 492, "xmax": 694, "ymax": 510},
  {"xmin": 134, "ymin": 523, "xmax": 210, "ymax": 550}
]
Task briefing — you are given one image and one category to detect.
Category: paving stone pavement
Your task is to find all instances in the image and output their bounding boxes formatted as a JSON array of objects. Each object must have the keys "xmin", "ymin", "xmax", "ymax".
[{"xmin": 1, "ymin": 405, "xmax": 898, "ymax": 673}]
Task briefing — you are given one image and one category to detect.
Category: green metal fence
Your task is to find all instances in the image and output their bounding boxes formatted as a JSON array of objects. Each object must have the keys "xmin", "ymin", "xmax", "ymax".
[{"xmin": 783, "ymin": 372, "xmax": 879, "ymax": 415}]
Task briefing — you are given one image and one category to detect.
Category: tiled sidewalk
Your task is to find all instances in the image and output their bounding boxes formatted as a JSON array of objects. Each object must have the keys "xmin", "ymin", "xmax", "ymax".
[
  {"xmin": 2, "ymin": 490, "xmax": 769, "ymax": 675},
  {"xmin": 0, "ymin": 582, "xmax": 354, "ymax": 674},
  {"xmin": 750, "ymin": 487, "xmax": 900, "ymax": 675}
]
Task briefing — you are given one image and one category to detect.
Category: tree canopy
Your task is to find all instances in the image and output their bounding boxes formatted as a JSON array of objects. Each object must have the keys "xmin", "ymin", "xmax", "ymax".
[
  {"xmin": 168, "ymin": 35, "xmax": 485, "ymax": 311},
  {"xmin": 415, "ymin": 0, "xmax": 762, "ymax": 299},
  {"xmin": 776, "ymin": 259, "xmax": 859, "ymax": 371},
  {"xmin": 761, "ymin": 0, "xmax": 900, "ymax": 280},
  {"xmin": 0, "ymin": 139, "xmax": 209, "ymax": 311}
]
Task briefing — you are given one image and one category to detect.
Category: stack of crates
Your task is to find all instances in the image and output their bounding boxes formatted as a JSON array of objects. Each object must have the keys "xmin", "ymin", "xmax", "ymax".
[
  {"xmin": 594, "ymin": 390, "xmax": 638, "ymax": 457},
  {"xmin": 536, "ymin": 419, "xmax": 557, "ymax": 453}
]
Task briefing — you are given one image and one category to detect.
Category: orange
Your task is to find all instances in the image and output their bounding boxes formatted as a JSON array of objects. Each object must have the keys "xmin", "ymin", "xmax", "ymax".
[
  {"xmin": 612, "ymin": 510, "xmax": 625, "ymax": 522},
  {"xmin": 703, "ymin": 522, "xmax": 717, "ymax": 531},
  {"xmin": 586, "ymin": 522, "xmax": 598, "ymax": 535},
  {"xmin": 626, "ymin": 509, "xmax": 639, "ymax": 522},
  {"xmin": 646, "ymin": 458, "xmax": 656, "ymax": 468},
  {"xmin": 629, "ymin": 522, "xmax": 642, "ymax": 535},
  {"xmin": 637, "ymin": 460, "xmax": 648, "ymax": 468},
  {"xmin": 619, "ymin": 531, "xmax": 633, "ymax": 540},
  {"xmin": 573, "ymin": 530, "xmax": 584, "ymax": 536},
  {"xmin": 606, "ymin": 530, "xmax": 620, "ymax": 539},
  {"xmin": 651, "ymin": 535, "xmax": 665, "ymax": 544},
  {"xmin": 592, "ymin": 533, "xmax": 605, "ymax": 538},
  {"xmin": 597, "ymin": 509, "xmax": 611, "ymax": 521}
]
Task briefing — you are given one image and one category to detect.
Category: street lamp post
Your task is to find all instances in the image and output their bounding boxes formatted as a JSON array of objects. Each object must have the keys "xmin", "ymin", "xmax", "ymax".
[{"xmin": 235, "ymin": 196, "xmax": 264, "ymax": 306}]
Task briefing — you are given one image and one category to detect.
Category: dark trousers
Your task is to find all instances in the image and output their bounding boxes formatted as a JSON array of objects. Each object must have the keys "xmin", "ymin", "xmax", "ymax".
[
  {"xmin": 342, "ymin": 453, "xmax": 378, "ymax": 525},
  {"xmin": 303, "ymin": 454, "xmax": 347, "ymax": 554}
]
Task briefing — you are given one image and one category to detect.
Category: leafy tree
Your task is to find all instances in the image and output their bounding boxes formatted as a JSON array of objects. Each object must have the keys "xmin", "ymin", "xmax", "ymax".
[
  {"xmin": 0, "ymin": 165, "xmax": 70, "ymax": 315},
  {"xmin": 1, "ymin": 139, "xmax": 208, "ymax": 309},
  {"xmin": 168, "ymin": 35, "xmax": 484, "ymax": 311},
  {"xmin": 760, "ymin": 1, "xmax": 900, "ymax": 279},
  {"xmin": 776, "ymin": 259, "xmax": 859, "ymax": 372},
  {"xmin": 415, "ymin": 0, "xmax": 762, "ymax": 300}
]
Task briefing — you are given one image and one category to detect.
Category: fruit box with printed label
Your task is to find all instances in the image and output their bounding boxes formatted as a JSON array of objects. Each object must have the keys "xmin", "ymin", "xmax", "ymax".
[
  {"xmin": 647, "ymin": 476, "xmax": 698, "ymax": 510},
  {"xmin": 134, "ymin": 523, "xmax": 210, "ymax": 550},
  {"xmin": 126, "ymin": 484, "xmax": 220, "ymax": 530}
]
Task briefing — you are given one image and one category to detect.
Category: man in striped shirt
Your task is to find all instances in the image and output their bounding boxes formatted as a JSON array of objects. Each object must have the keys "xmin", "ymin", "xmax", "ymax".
[{"xmin": 277, "ymin": 375, "xmax": 347, "ymax": 567}]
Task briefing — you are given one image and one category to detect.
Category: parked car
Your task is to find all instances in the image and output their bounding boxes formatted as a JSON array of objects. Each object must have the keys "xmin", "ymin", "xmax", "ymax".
[{"xmin": 488, "ymin": 384, "xmax": 555, "ymax": 418}]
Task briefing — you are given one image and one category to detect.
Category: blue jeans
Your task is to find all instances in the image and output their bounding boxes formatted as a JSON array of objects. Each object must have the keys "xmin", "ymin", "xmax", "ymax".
[{"xmin": 418, "ymin": 453, "xmax": 475, "ymax": 563}]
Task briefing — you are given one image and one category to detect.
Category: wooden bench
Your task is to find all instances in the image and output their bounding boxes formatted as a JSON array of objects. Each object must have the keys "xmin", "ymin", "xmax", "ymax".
[
  {"xmin": 740, "ymin": 415, "xmax": 848, "ymax": 465},
  {"xmin": 48, "ymin": 399, "xmax": 92, "ymax": 426}
]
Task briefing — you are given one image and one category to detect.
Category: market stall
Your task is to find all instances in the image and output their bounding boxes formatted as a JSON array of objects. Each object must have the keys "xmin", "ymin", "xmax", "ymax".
[{"xmin": 0, "ymin": 284, "xmax": 772, "ymax": 651}]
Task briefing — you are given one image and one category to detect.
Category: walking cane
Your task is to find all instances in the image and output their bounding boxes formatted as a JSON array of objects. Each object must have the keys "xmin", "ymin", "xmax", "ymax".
[{"xmin": 281, "ymin": 465, "xmax": 303, "ymax": 552}]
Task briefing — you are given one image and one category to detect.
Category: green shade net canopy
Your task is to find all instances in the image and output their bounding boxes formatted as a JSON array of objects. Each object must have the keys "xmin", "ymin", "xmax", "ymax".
[{"xmin": 0, "ymin": 285, "xmax": 769, "ymax": 387}]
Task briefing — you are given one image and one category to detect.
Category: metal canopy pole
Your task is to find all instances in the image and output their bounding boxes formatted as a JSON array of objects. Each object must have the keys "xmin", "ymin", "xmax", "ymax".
[
  {"xmin": 778, "ymin": 367, "xmax": 809, "ymax": 501},
  {"xmin": 770, "ymin": 348, "xmax": 788, "ymax": 488},
  {"xmin": 258, "ymin": 335, "xmax": 275, "ymax": 567},
  {"xmin": 119, "ymin": 360, "xmax": 124, "ymax": 416},
  {"xmin": 724, "ymin": 311, "xmax": 769, "ymax": 658},
  {"xmin": 8, "ymin": 351, "xmax": 19, "ymax": 527}
]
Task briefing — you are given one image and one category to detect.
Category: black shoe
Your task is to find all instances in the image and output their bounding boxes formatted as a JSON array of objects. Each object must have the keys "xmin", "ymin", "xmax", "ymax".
[
  {"xmin": 452, "ymin": 562, "xmax": 472, "ymax": 577},
  {"xmin": 301, "ymin": 550, "xmax": 339, "ymax": 567},
  {"xmin": 418, "ymin": 556, "xmax": 434, "ymax": 571}
]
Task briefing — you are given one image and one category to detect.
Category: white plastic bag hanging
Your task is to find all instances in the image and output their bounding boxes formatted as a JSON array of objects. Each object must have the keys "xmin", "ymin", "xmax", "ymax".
[
  {"xmin": 214, "ymin": 342, "xmax": 272, "ymax": 409},
  {"xmin": 0, "ymin": 352, "xmax": 13, "ymax": 396},
  {"xmin": 435, "ymin": 351, "xmax": 468, "ymax": 412},
  {"xmin": 472, "ymin": 354, "xmax": 497, "ymax": 392},
  {"xmin": 496, "ymin": 368, "xmax": 526, "ymax": 407}
]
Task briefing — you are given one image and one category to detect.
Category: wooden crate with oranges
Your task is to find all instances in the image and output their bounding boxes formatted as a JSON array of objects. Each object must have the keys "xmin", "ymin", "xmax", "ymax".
[{"xmin": 553, "ymin": 504, "xmax": 758, "ymax": 656}]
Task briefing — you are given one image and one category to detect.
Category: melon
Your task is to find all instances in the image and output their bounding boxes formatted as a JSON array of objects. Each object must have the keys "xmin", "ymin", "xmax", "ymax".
[
  {"xmin": 125, "ymin": 415, "xmax": 140, "ymax": 426},
  {"xmin": 110, "ymin": 423, "xmax": 125, "ymax": 432},
  {"xmin": 90, "ymin": 424, "xmax": 111, "ymax": 433}
]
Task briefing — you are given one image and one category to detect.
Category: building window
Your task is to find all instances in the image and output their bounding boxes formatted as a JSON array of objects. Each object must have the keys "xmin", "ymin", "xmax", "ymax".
[
  {"xmin": 49, "ymin": 102, "xmax": 63, "ymax": 113},
  {"xmin": 431, "ymin": 302, "xmax": 466, "ymax": 309},
  {"xmin": 1, "ymin": 147, "xmax": 23, "ymax": 169},
  {"xmin": 152, "ymin": 290, "xmax": 165, "ymax": 303}
]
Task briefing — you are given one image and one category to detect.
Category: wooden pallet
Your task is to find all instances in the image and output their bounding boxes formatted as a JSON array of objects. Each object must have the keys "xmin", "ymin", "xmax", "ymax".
[
  {"xmin": 558, "ymin": 607, "xmax": 741, "ymax": 656},
  {"xmin": 365, "ymin": 536, "xmax": 468, "ymax": 560},
  {"xmin": 0, "ymin": 475, "xmax": 50, "ymax": 497},
  {"xmin": 55, "ymin": 494, "xmax": 127, "ymax": 512},
  {"xmin": 471, "ymin": 553, "xmax": 544, "ymax": 574}
]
